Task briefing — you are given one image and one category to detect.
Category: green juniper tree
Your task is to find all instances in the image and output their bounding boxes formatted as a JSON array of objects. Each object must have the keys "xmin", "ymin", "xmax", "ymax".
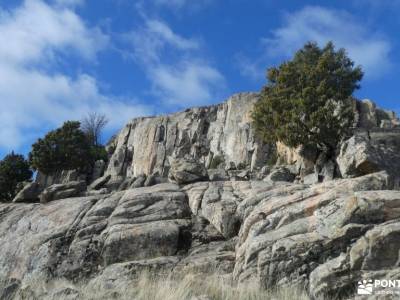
[
  {"xmin": 0, "ymin": 152, "xmax": 32, "ymax": 202},
  {"xmin": 29, "ymin": 121, "xmax": 92, "ymax": 174},
  {"xmin": 252, "ymin": 41, "xmax": 363, "ymax": 154}
]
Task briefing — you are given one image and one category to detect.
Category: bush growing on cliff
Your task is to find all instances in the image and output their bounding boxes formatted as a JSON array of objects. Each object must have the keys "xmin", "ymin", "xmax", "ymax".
[
  {"xmin": 0, "ymin": 152, "xmax": 32, "ymax": 202},
  {"xmin": 252, "ymin": 41, "xmax": 363, "ymax": 153},
  {"xmin": 29, "ymin": 121, "xmax": 92, "ymax": 174}
]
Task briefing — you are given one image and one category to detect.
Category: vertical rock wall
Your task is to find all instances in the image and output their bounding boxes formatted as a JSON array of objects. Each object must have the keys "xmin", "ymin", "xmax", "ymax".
[{"xmin": 106, "ymin": 93, "xmax": 270, "ymax": 178}]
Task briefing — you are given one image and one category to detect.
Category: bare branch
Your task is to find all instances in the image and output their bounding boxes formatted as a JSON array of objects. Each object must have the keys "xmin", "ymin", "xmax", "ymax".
[{"xmin": 81, "ymin": 112, "xmax": 109, "ymax": 146}]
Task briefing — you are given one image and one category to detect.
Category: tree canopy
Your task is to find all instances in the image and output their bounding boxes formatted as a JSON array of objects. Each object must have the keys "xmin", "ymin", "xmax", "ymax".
[
  {"xmin": 252, "ymin": 41, "xmax": 363, "ymax": 152},
  {"xmin": 0, "ymin": 152, "xmax": 32, "ymax": 202},
  {"xmin": 29, "ymin": 121, "xmax": 92, "ymax": 174}
]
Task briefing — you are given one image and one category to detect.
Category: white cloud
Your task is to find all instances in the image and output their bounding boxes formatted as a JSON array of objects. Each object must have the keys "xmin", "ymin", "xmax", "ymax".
[
  {"xmin": 238, "ymin": 6, "xmax": 391, "ymax": 80},
  {"xmin": 150, "ymin": 61, "xmax": 224, "ymax": 105},
  {"xmin": 129, "ymin": 19, "xmax": 199, "ymax": 64},
  {"xmin": 0, "ymin": 0, "xmax": 106, "ymax": 64},
  {"xmin": 0, "ymin": 0, "xmax": 152, "ymax": 152},
  {"xmin": 264, "ymin": 6, "xmax": 391, "ymax": 78},
  {"xmin": 128, "ymin": 18, "xmax": 225, "ymax": 106}
]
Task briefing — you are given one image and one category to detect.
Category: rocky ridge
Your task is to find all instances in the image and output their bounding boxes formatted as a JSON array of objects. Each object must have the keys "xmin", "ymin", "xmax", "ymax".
[{"xmin": 2, "ymin": 93, "xmax": 400, "ymax": 299}]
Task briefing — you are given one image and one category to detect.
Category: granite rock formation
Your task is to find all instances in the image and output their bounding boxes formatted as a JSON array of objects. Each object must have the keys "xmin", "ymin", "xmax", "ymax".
[{"xmin": 1, "ymin": 93, "xmax": 400, "ymax": 299}]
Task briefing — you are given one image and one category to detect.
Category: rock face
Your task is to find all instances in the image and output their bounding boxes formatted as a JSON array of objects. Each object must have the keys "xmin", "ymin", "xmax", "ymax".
[
  {"xmin": 105, "ymin": 93, "xmax": 270, "ymax": 182},
  {"xmin": 337, "ymin": 129, "xmax": 400, "ymax": 180}
]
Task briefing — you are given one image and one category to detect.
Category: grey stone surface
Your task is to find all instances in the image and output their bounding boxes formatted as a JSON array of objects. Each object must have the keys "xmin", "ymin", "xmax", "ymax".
[
  {"xmin": 337, "ymin": 129, "xmax": 400, "ymax": 179},
  {"xmin": 130, "ymin": 174, "xmax": 146, "ymax": 188},
  {"xmin": 39, "ymin": 181, "xmax": 87, "ymax": 203},
  {"xmin": 92, "ymin": 160, "xmax": 106, "ymax": 181},
  {"xmin": 105, "ymin": 93, "xmax": 270, "ymax": 179},
  {"xmin": 169, "ymin": 156, "xmax": 208, "ymax": 184},
  {"xmin": 12, "ymin": 182, "xmax": 41, "ymax": 203},
  {"xmin": 1, "ymin": 171, "xmax": 400, "ymax": 299},
  {"xmin": 208, "ymin": 169, "xmax": 229, "ymax": 181},
  {"xmin": 266, "ymin": 167, "xmax": 295, "ymax": 182},
  {"xmin": 88, "ymin": 175, "xmax": 111, "ymax": 191}
]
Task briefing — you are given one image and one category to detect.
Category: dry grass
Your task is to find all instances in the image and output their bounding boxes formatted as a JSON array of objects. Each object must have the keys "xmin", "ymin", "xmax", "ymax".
[
  {"xmin": 81, "ymin": 272, "xmax": 310, "ymax": 300},
  {"xmin": 17, "ymin": 271, "xmax": 310, "ymax": 300}
]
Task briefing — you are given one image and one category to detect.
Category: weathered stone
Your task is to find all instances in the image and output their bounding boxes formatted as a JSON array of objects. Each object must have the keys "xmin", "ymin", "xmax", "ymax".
[
  {"xmin": 144, "ymin": 172, "xmax": 160, "ymax": 187},
  {"xmin": 184, "ymin": 181, "xmax": 253, "ymax": 238},
  {"xmin": 105, "ymin": 93, "xmax": 270, "ymax": 179},
  {"xmin": 169, "ymin": 157, "xmax": 208, "ymax": 184},
  {"xmin": 233, "ymin": 172, "xmax": 397, "ymax": 297},
  {"xmin": 337, "ymin": 130, "xmax": 400, "ymax": 178},
  {"xmin": 101, "ymin": 183, "xmax": 191, "ymax": 265},
  {"xmin": 12, "ymin": 182, "xmax": 41, "ymax": 203},
  {"xmin": 104, "ymin": 175, "xmax": 125, "ymax": 191},
  {"xmin": 357, "ymin": 99, "xmax": 378, "ymax": 129},
  {"xmin": 208, "ymin": 169, "xmax": 229, "ymax": 181},
  {"xmin": 130, "ymin": 174, "xmax": 146, "ymax": 188},
  {"xmin": 88, "ymin": 175, "xmax": 111, "ymax": 191},
  {"xmin": 266, "ymin": 167, "xmax": 295, "ymax": 182},
  {"xmin": 39, "ymin": 181, "xmax": 87, "ymax": 203},
  {"xmin": 102, "ymin": 220, "xmax": 186, "ymax": 265},
  {"xmin": 303, "ymin": 172, "xmax": 319, "ymax": 185},
  {"xmin": 86, "ymin": 188, "xmax": 109, "ymax": 196},
  {"xmin": 92, "ymin": 160, "xmax": 106, "ymax": 181}
]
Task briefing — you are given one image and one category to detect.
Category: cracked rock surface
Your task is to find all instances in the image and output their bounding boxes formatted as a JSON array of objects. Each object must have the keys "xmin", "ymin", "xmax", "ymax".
[{"xmin": 0, "ymin": 172, "xmax": 399, "ymax": 299}]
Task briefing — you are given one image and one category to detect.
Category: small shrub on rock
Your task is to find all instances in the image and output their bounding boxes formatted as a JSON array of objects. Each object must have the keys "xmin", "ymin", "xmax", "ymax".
[{"xmin": 0, "ymin": 152, "xmax": 32, "ymax": 202}]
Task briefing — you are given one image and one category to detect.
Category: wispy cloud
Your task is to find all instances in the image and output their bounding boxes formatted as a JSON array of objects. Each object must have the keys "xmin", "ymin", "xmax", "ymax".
[
  {"xmin": 126, "ymin": 18, "xmax": 225, "ymax": 107},
  {"xmin": 238, "ymin": 6, "xmax": 391, "ymax": 80},
  {"xmin": 0, "ymin": 0, "xmax": 152, "ymax": 152}
]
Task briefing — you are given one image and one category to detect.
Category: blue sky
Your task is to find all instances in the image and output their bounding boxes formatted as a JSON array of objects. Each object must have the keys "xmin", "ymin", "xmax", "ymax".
[{"xmin": 0, "ymin": 0, "xmax": 399, "ymax": 158}]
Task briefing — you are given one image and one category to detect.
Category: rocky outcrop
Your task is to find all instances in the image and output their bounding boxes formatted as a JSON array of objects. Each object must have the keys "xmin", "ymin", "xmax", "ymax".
[
  {"xmin": 233, "ymin": 171, "xmax": 395, "ymax": 298},
  {"xmin": 169, "ymin": 156, "xmax": 208, "ymax": 184},
  {"xmin": 1, "ymin": 172, "xmax": 400, "ymax": 299},
  {"xmin": 265, "ymin": 166, "xmax": 295, "ymax": 182},
  {"xmin": 39, "ymin": 181, "xmax": 87, "ymax": 203},
  {"xmin": 337, "ymin": 129, "xmax": 400, "ymax": 180},
  {"xmin": 3, "ymin": 94, "xmax": 400, "ymax": 299},
  {"xmin": 276, "ymin": 99, "xmax": 400, "ymax": 183},
  {"xmin": 105, "ymin": 93, "xmax": 271, "ymax": 185},
  {"xmin": 12, "ymin": 182, "xmax": 41, "ymax": 203},
  {"xmin": 356, "ymin": 99, "xmax": 400, "ymax": 129}
]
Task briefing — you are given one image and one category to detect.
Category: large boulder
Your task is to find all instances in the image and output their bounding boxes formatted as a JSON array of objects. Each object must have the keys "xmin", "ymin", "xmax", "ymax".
[
  {"xmin": 337, "ymin": 130, "xmax": 400, "ymax": 179},
  {"xmin": 169, "ymin": 157, "xmax": 208, "ymax": 184},
  {"xmin": 88, "ymin": 174, "xmax": 111, "ymax": 191},
  {"xmin": 265, "ymin": 166, "xmax": 296, "ymax": 182},
  {"xmin": 12, "ymin": 182, "xmax": 41, "ymax": 203},
  {"xmin": 39, "ymin": 181, "xmax": 87, "ymax": 203}
]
